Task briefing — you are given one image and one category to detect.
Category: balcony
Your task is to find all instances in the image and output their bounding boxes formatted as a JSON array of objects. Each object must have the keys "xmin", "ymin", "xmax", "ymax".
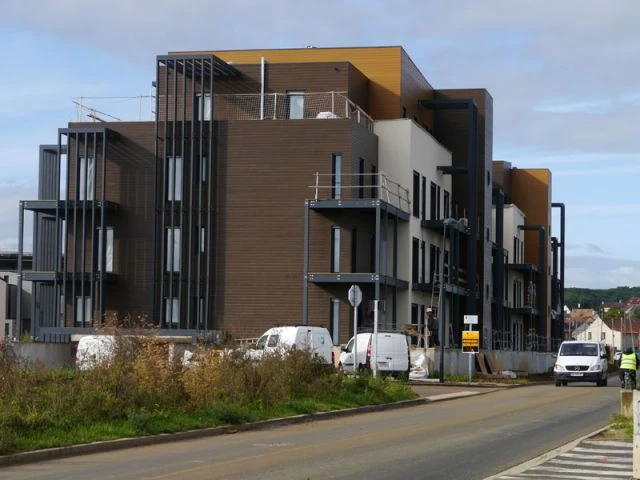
[
  {"xmin": 309, "ymin": 172, "xmax": 411, "ymax": 216},
  {"xmin": 73, "ymin": 92, "xmax": 374, "ymax": 131},
  {"xmin": 213, "ymin": 91, "xmax": 373, "ymax": 130}
]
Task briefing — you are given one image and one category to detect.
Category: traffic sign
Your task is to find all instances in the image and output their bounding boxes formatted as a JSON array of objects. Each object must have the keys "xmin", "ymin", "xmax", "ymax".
[
  {"xmin": 462, "ymin": 331, "xmax": 479, "ymax": 353},
  {"xmin": 348, "ymin": 285, "xmax": 362, "ymax": 307},
  {"xmin": 464, "ymin": 315, "xmax": 478, "ymax": 325}
]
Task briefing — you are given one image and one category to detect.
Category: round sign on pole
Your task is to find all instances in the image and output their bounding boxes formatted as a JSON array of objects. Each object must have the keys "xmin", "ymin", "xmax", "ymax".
[{"xmin": 348, "ymin": 285, "xmax": 362, "ymax": 307}]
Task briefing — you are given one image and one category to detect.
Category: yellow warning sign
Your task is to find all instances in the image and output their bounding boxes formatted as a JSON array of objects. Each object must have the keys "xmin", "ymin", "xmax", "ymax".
[{"xmin": 462, "ymin": 331, "xmax": 479, "ymax": 353}]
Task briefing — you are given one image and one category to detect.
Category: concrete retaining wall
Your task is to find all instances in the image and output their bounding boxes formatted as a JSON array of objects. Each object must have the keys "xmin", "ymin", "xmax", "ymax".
[
  {"xmin": 411, "ymin": 347, "xmax": 555, "ymax": 377},
  {"xmin": 11, "ymin": 342, "xmax": 74, "ymax": 368}
]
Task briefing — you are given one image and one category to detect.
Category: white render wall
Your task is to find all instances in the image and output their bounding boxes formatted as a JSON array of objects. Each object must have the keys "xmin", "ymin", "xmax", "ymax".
[{"xmin": 374, "ymin": 119, "xmax": 452, "ymax": 333}]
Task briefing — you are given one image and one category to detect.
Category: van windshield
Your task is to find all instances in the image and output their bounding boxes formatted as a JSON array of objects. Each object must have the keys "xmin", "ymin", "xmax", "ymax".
[
  {"xmin": 559, "ymin": 343, "xmax": 598, "ymax": 356},
  {"xmin": 255, "ymin": 335, "xmax": 268, "ymax": 350}
]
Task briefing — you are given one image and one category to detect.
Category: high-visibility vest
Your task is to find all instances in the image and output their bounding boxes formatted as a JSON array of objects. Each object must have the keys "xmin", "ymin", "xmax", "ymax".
[{"xmin": 621, "ymin": 353, "xmax": 637, "ymax": 370}]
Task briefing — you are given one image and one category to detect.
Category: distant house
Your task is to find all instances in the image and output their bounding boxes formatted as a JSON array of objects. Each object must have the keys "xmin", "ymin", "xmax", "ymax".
[{"xmin": 574, "ymin": 314, "xmax": 640, "ymax": 352}]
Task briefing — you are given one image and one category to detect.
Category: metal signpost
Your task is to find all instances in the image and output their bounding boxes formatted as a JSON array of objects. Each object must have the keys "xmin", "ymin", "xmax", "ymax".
[
  {"xmin": 463, "ymin": 315, "xmax": 479, "ymax": 383},
  {"xmin": 373, "ymin": 299, "xmax": 379, "ymax": 378},
  {"xmin": 348, "ymin": 285, "xmax": 362, "ymax": 374}
]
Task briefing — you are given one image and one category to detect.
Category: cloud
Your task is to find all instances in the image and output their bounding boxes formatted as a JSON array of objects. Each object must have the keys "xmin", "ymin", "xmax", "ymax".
[
  {"xmin": 565, "ymin": 204, "xmax": 640, "ymax": 215},
  {"xmin": 533, "ymin": 98, "xmax": 613, "ymax": 114},
  {"xmin": 566, "ymin": 256, "xmax": 640, "ymax": 289},
  {"xmin": 586, "ymin": 243, "xmax": 606, "ymax": 254}
]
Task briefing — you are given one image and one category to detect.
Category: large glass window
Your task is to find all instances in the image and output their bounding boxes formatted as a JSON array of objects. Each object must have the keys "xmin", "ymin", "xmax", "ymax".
[
  {"xmin": 165, "ymin": 297, "xmax": 179, "ymax": 326},
  {"xmin": 288, "ymin": 91, "xmax": 304, "ymax": 119},
  {"xmin": 444, "ymin": 191, "xmax": 450, "ymax": 218},
  {"xmin": 331, "ymin": 226, "xmax": 341, "ymax": 273},
  {"xmin": 430, "ymin": 182, "xmax": 437, "ymax": 220},
  {"xmin": 412, "ymin": 237, "xmax": 419, "ymax": 283},
  {"xmin": 330, "ymin": 298, "xmax": 340, "ymax": 345},
  {"xmin": 97, "ymin": 227, "xmax": 114, "ymax": 272},
  {"xmin": 196, "ymin": 93, "xmax": 211, "ymax": 121},
  {"xmin": 166, "ymin": 228, "xmax": 181, "ymax": 272},
  {"xmin": 412, "ymin": 171, "xmax": 420, "ymax": 217},
  {"xmin": 75, "ymin": 296, "xmax": 92, "ymax": 324},
  {"xmin": 78, "ymin": 156, "xmax": 95, "ymax": 201},
  {"xmin": 166, "ymin": 156, "xmax": 183, "ymax": 201},
  {"xmin": 332, "ymin": 154, "xmax": 342, "ymax": 199}
]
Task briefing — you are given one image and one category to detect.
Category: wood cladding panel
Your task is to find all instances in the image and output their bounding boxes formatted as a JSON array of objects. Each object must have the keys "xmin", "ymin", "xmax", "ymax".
[
  {"xmin": 214, "ymin": 119, "xmax": 377, "ymax": 340},
  {"xmin": 401, "ymin": 50, "xmax": 435, "ymax": 129},
  {"xmin": 174, "ymin": 47, "xmax": 404, "ymax": 120}
]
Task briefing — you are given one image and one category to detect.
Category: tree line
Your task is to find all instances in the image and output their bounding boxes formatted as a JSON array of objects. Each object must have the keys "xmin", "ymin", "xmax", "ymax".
[{"xmin": 565, "ymin": 286, "xmax": 640, "ymax": 318}]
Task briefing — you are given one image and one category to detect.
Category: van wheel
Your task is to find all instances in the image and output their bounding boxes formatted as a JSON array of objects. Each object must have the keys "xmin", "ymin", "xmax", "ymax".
[
  {"xmin": 555, "ymin": 380, "xmax": 561, "ymax": 387},
  {"xmin": 562, "ymin": 381, "xmax": 568, "ymax": 386}
]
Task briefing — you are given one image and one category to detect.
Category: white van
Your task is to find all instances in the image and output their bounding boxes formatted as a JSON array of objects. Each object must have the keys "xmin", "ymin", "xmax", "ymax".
[
  {"xmin": 248, "ymin": 326, "xmax": 334, "ymax": 364},
  {"xmin": 553, "ymin": 340, "xmax": 608, "ymax": 387},
  {"xmin": 339, "ymin": 332, "xmax": 410, "ymax": 378}
]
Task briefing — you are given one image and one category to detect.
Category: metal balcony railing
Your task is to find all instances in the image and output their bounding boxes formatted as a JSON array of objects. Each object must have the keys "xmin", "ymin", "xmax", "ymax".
[{"xmin": 310, "ymin": 172, "xmax": 411, "ymax": 212}]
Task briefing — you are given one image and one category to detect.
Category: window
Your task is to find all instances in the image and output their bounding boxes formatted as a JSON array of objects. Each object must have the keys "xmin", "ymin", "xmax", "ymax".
[
  {"xmin": 196, "ymin": 93, "xmax": 211, "ymax": 121},
  {"xmin": 78, "ymin": 156, "xmax": 95, "ymax": 201},
  {"xmin": 444, "ymin": 191, "xmax": 450, "ymax": 218},
  {"xmin": 97, "ymin": 227, "xmax": 114, "ymax": 272},
  {"xmin": 195, "ymin": 297, "xmax": 205, "ymax": 327},
  {"xmin": 200, "ymin": 227, "xmax": 206, "ymax": 253},
  {"xmin": 165, "ymin": 297, "xmax": 179, "ymax": 326},
  {"xmin": 331, "ymin": 226, "xmax": 341, "ymax": 273},
  {"xmin": 351, "ymin": 227, "xmax": 357, "ymax": 273},
  {"xmin": 412, "ymin": 237, "xmax": 419, "ymax": 284},
  {"xmin": 201, "ymin": 156, "xmax": 207, "ymax": 183},
  {"xmin": 166, "ymin": 228, "xmax": 181, "ymax": 272},
  {"xmin": 330, "ymin": 298, "xmax": 340, "ymax": 345},
  {"xmin": 430, "ymin": 182, "xmax": 437, "ymax": 220},
  {"xmin": 421, "ymin": 176, "xmax": 426, "ymax": 220},
  {"xmin": 166, "ymin": 156, "xmax": 183, "ymax": 201},
  {"xmin": 332, "ymin": 154, "xmax": 342, "ymax": 199},
  {"xmin": 429, "ymin": 244, "xmax": 438, "ymax": 283},
  {"xmin": 288, "ymin": 91, "xmax": 304, "ymax": 119},
  {"xmin": 437, "ymin": 186, "xmax": 441, "ymax": 220},
  {"xmin": 412, "ymin": 171, "xmax": 420, "ymax": 217},
  {"xmin": 420, "ymin": 240, "xmax": 426, "ymax": 283},
  {"xmin": 588, "ymin": 332, "xmax": 592, "ymax": 340},
  {"xmin": 75, "ymin": 296, "xmax": 92, "ymax": 324}
]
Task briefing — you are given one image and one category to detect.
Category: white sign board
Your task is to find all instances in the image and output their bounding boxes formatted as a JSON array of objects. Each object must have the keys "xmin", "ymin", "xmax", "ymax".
[
  {"xmin": 348, "ymin": 285, "xmax": 362, "ymax": 307},
  {"xmin": 463, "ymin": 315, "xmax": 478, "ymax": 325}
]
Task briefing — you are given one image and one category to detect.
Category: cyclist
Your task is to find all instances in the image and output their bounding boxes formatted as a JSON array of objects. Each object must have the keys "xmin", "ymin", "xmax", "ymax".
[{"xmin": 618, "ymin": 346, "xmax": 640, "ymax": 388}]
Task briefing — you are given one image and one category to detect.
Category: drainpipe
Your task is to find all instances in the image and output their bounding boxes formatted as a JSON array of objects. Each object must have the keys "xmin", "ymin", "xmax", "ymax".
[{"xmin": 552, "ymin": 202, "xmax": 566, "ymax": 337}]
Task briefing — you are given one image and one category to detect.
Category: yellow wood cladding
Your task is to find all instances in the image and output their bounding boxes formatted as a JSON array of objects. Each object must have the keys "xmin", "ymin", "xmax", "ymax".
[
  {"xmin": 511, "ymin": 168, "xmax": 552, "ymax": 268},
  {"xmin": 170, "ymin": 46, "xmax": 415, "ymax": 120}
]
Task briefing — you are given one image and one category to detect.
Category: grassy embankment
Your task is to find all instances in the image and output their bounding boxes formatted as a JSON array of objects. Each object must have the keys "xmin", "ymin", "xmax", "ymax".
[{"xmin": 0, "ymin": 339, "xmax": 416, "ymax": 455}]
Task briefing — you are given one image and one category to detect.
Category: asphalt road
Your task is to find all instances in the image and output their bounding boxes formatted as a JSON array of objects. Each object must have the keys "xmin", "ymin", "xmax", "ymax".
[{"xmin": 0, "ymin": 382, "xmax": 619, "ymax": 480}]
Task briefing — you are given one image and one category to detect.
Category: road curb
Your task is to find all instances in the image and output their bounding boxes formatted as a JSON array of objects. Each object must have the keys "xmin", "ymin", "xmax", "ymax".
[{"xmin": 0, "ymin": 397, "xmax": 429, "ymax": 467}]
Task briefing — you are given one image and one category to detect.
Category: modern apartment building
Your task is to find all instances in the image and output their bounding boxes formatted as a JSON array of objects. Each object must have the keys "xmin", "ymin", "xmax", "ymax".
[{"xmin": 15, "ymin": 46, "xmax": 565, "ymax": 351}]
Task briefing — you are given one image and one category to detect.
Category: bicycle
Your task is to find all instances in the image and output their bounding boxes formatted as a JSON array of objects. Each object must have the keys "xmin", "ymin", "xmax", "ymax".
[{"xmin": 622, "ymin": 370, "xmax": 636, "ymax": 390}]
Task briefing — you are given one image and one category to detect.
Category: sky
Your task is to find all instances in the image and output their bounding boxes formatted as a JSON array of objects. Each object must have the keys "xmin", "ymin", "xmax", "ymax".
[{"xmin": 0, "ymin": 0, "xmax": 638, "ymax": 290}]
